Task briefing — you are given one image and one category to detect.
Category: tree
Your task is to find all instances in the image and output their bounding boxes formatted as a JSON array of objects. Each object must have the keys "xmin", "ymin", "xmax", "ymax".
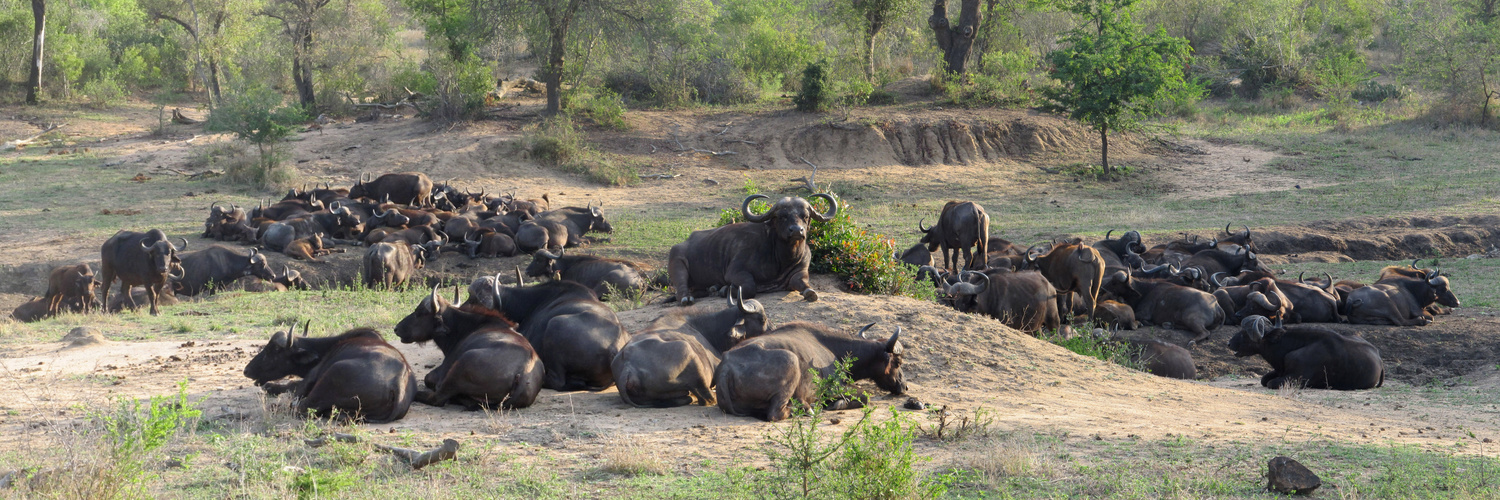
[
  {"xmin": 1394, "ymin": 0, "xmax": 1500, "ymax": 124},
  {"xmin": 263, "ymin": 0, "xmax": 333, "ymax": 109},
  {"xmin": 25, "ymin": 0, "xmax": 44, "ymax": 104},
  {"xmin": 836, "ymin": 0, "xmax": 920, "ymax": 80},
  {"xmin": 208, "ymin": 86, "xmax": 307, "ymax": 187},
  {"xmin": 141, "ymin": 0, "xmax": 245, "ymax": 105},
  {"xmin": 928, "ymin": 0, "xmax": 981, "ymax": 74},
  {"xmin": 1042, "ymin": 0, "xmax": 1196, "ymax": 173}
]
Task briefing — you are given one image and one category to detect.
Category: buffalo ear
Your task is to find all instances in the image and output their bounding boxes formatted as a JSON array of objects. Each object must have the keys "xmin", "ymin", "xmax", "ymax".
[{"xmin": 292, "ymin": 347, "xmax": 319, "ymax": 366}]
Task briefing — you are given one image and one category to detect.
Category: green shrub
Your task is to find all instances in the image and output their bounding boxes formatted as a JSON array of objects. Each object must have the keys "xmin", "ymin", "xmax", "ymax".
[
  {"xmin": 1038, "ymin": 330, "xmax": 1140, "ymax": 369},
  {"xmin": 942, "ymin": 51, "xmax": 1038, "ymax": 107},
  {"xmin": 207, "ymin": 87, "xmax": 306, "ymax": 188},
  {"xmin": 718, "ymin": 193, "xmax": 934, "ymax": 300},
  {"xmin": 564, "ymin": 86, "xmax": 629, "ymax": 130},
  {"xmin": 428, "ymin": 53, "xmax": 494, "ymax": 121},
  {"xmin": 85, "ymin": 380, "xmax": 201, "ymax": 497},
  {"xmin": 866, "ymin": 88, "xmax": 897, "ymax": 105},
  {"xmin": 526, "ymin": 116, "xmax": 638, "ymax": 186},
  {"xmin": 81, "ymin": 76, "xmax": 128, "ymax": 109},
  {"xmin": 793, "ymin": 62, "xmax": 829, "ymax": 112},
  {"xmin": 1351, "ymin": 80, "xmax": 1402, "ymax": 102},
  {"xmin": 290, "ymin": 467, "xmax": 359, "ymax": 499}
]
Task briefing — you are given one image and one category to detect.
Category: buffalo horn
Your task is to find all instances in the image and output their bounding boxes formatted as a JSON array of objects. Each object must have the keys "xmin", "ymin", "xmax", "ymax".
[
  {"xmin": 465, "ymin": 231, "xmax": 480, "ymax": 244},
  {"xmin": 886, "ymin": 326, "xmax": 904, "ymax": 354},
  {"xmin": 176, "ymin": 238, "xmax": 188, "ymax": 252},
  {"xmin": 1297, "ymin": 271, "xmax": 1305, "ymax": 283},
  {"xmin": 917, "ymin": 218, "xmax": 929, "ymax": 233},
  {"xmin": 1411, "ymin": 258, "xmax": 1422, "ymax": 270},
  {"xmin": 283, "ymin": 264, "xmax": 291, "ymax": 278},
  {"xmin": 856, "ymin": 322, "xmax": 878, "ymax": 340},
  {"xmin": 1319, "ymin": 272, "xmax": 1333, "ymax": 291},
  {"xmin": 1240, "ymin": 316, "xmax": 1270, "ymax": 343},
  {"xmin": 726, "ymin": 285, "xmax": 739, "ymax": 308},
  {"xmin": 965, "ymin": 270, "xmax": 990, "ymax": 295},
  {"xmin": 1241, "ymin": 225, "xmax": 1250, "ymax": 237},
  {"xmin": 210, "ymin": 201, "xmax": 226, "ymax": 213},
  {"xmin": 489, "ymin": 273, "xmax": 505, "ymax": 311},
  {"xmin": 736, "ymin": 287, "xmax": 756, "ymax": 314},
  {"xmin": 1210, "ymin": 272, "xmax": 1226, "ymax": 288},
  {"xmin": 1248, "ymin": 291, "xmax": 1275, "ymax": 310},
  {"xmin": 429, "ymin": 284, "xmax": 442, "ymax": 312},
  {"xmin": 1105, "ymin": 229, "xmax": 1114, "ymax": 240},
  {"xmin": 741, "ymin": 194, "xmax": 772, "ymax": 223},
  {"xmin": 808, "ymin": 193, "xmax": 839, "ymax": 222},
  {"xmin": 300, "ymin": 319, "xmax": 311, "ymax": 339},
  {"xmin": 1224, "ymin": 223, "xmax": 1232, "ymax": 235},
  {"xmin": 515, "ymin": 266, "xmax": 525, "ymax": 287},
  {"xmin": 1140, "ymin": 263, "xmax": 1167, "ymax": 274},
  {"xmin": 1428, "ymin": 272, "xmax": 1444, "ymax": 286},
  {"xmin": 535, "ymin": 248, "xmax": 561, "ymax": 259}
]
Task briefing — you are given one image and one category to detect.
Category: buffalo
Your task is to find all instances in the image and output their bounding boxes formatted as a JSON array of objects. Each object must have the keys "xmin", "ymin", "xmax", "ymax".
[
  {"xmin": 1095, "ymin": 300, "xmax": 1138, "ymax": 330},
  {"xmin": 534, "ymin": 204, "xmax": 613, "ymax": 247},
  {"xmin": 463, "ymin": 230, "xmax": 518, "ymax": 258},
  {"xmin": 349, "ymin": 172, "xmax": 434, "ymax": 207},
  {"xmin": 1229, "ymin": 316, "xmax": 1384, "ymax": 390},
  {"xmin": 1101, "ymin": 271, "xmax": 1225, "ymax": 345},
  {"xmin": 473, "ymin": 274, "xmax": 629, "ymax": 391},
  {"xmin": 1183, "ymin": 247, "xmax": 1273, "ymax": 281},
  {"xmin": 1345, "ymin": 267, "xmax": 1459, "ymax": 326},
  {"xmin": 514, "ymin": 220, "xmax": 569, "ymax": 255},
  {"xmin": 44, "ymin": 263, "xmax": 96, "ymax": 315},
  {"xmin": 1093, "ymin": 230, "xmax": 1147, "ymax": 273},
  {"xmin": 99, "ymin": 230, "xmax": 186, "ymax": 316},
  {"xmin": 526, "ymin": 248, "xmax": 646, "ymax": 299},
  {"xmin": 11, "ymin": 297, "xmax": 53, "ymax": 322},
  {"xmin": 362, "ymin": 242, "xmax": 427, "ymax": 289},
  {"xmin": 668, "ymin": 194, "xmax": 839, "ymax": 305},
  {"xmin": 942, "ymin": 270, "xmax": 1061, "ymax": 334},
  {"xmin": 244, "ymin": 323, "xmax": 417, "ymax": 422},
  {"xmin": 284, "ymin": 234, "xmax": 339, "ymax": 261},
  {"xmin": 919, "ymin": 201, "xmax": 989, "ymax": 271},
  {"xmin": 1024, "ymin": 241, "xmax": 1105, "ymax": 326},
  {"xmin": 612, "ymin": 287, "xmax": 769, "ymax": 407},
  {"xmin": 714, "ymin": 322, "xmax": 905, "ymax": 422},
  {"xmin": 1129, "ymin": 339, "xmax": 1195, "ymax": 379},
  {"xmin": 107, "ymin": 285, "xmax": 181, "ymax": 313},
  {"xmin": 394, "ymin": 286, "xmax": 544, "ymax": 410},
  {"xmin": 1211, "ymin": 277, "xmax": 1293, "ymax": 324},
  {"xmin": 172, "ymin": 246, "xmax": 277, "ymax": 296}
]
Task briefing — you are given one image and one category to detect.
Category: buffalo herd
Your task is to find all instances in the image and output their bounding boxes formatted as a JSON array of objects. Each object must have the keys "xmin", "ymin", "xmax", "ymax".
[{"xmin": 6, "ymin": 181, "xmax": 1463, "ymax": 422}]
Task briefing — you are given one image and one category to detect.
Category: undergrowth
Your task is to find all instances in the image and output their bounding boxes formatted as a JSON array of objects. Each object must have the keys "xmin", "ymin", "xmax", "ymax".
[
  {"xmin": 525, "ymin": 116, "xmax": 638, "ymax": 186},
  {"xmin": 1039, "ymin": 329, "xmax": 1141, "ymax": 370}
]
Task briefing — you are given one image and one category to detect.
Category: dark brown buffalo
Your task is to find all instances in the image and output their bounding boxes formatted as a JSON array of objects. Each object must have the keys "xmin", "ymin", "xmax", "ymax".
[
  {"xmin": 506, "ymin": 193, "xmax": 551, "ymax": 217},
  {"xmin": 668, "ymin": 194, "xmax": 839, "ymax": 305},
  {"xmin": 514, "ymin": 219, "xmax": 569, "ymax": 255},
  {"xmin": 1143, "ymin": 235, "xmax": 1218, "ymax": 268},
  {"xmin": 612, "ymin": 288, "xmax": 769, "ymax": 407},
  {"xmin": 526, "ymin": 248, "xmax": 645, "ymax": 299},
  {"xmin": 228, "ymin": 276, "xmax": 288, "ymax": 293},
  {"xmin": 1220, "ymin": 224, "xmax": 1256, "ymax": 251},
  {"xmin": 714, "ymin": 322, "xmax": 904, "ymax": 422},
  {"xmin": 463, "ymin": 229, "xmax": 518, "ymax": 258},
  {"xmin": 1101, "ymin": 271, "xmax": 1225, "ymax": 345},
  {"xmin": 1024, "ymin": 242, "xmax": 1105, "ymax": 326},
  {"xmin": 260, "ymin": 218, "xmax": 326, "ymax": 252},
  {"xmin": 1346, "ymin": 268, "xmax": 1459, "ymax": 326},
  {"xmin": 275, "ymin": 266, "xmax": 309, "ymax": 290},
  {"xmin": 1093, "ymin": 230, "xmax": 1147, "ymax": 272},
  {"xmin": 1229, "ymin": 316, "xmax": 1383, "ymax": 390},
  {"xmin": 349, "ymin": 172, "xmax": 434, "ymax": 207},
  {"xmin": 1381, "ymin": 261, "xmax": 1456, "ymax": 317},
  {"xmin": 107, "ymin": 285, "xmax": 180, "ymax": 313},
  {"xmin": 1276, "ymin": 273, "xmax": 1343, "ymax": 323},
  {"xmin": 362, "ymin": 242, "xmax": 427, "ymax": 289},
  {"xmin": 308, "ymin": 202, "xmax": 363, "ymax": 239},
  {"xmin": 394, "ymin": 286, "xmax": 544, "ymax": 410},
  {"xmin": 919, "ymin": 201, "xmax": 989, "ymax": 271},
  {"xmin": 99, "ymin": 229, "xmax": 186, "ymax": 316},
  {"xmin": 535, "ymin": 204, "xmax": 613, "ymax": 247},
  {"xmin": 203, "ymin": 201, "xmax": 248, "ymax": 240},
  {"xmin": 12, "ymin": 297, "xmax": 53, "ymax": 322},
  {"xmin": 1129, "ymin": 339, "xmax": 1195, "ymax": 379},
  {"xmin": 1095, "ymin": 300, "xmax": 1138, "ymax": 330},
  {"xmin": 443, "ymin": 214, "xmax": 482, "ymax": 241},
  {"xmin": 896, "ymin": 243, "xmax": 941, "ymax": 286},
  {"xmin": 473, "ymin": 274, "xmax": 629, "ymax": 391},
  {"xmin": 244, "ymin": 323, "xmax": 417, "ymax": 422},
  {"xmin": 172, "ymin": 246, "xmax": 277, "ymax": 296},
  {"xmin": 1211, "ymin": 277, "xmax": 1293, "ymax": 324},
  {"xmin": 380, "ymin": 225, "xmax": 446, "ymax": 247},
  {"xmin": 44, "ymin": 263, "xmax": 96, "ymax": 315},
  {"xmin": 255, "ymin": 197, "xmax": 323, "ymax": 222},
  {"xmin": 943, "ymin": 270, "xmax": 1060, "ymax": 334},
  {"xmin": 365, "ymin": 208, "xmax": 412, "ymax": 231},
  {"xmin": 1183, "ymin": 247, "xmax": 1273, "ymax": 281}
]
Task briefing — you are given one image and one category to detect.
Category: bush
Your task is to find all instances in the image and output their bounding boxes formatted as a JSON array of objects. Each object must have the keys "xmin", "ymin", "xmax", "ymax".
[
  {"xmin": 603, "ymin": 69, "xmax": 657, "ymax": 103},
  {"xmin": 526, "ymin": 116, "xmax": 638, "ymax": 186},
  {"xmin": 564, "ymin": 86, "xmax": 629, "ymax": 130},
  {"xmin": 866, "ymin": 88, "xmax": 897, "ymax": 105},
  {"xmin": 1038, "ymin": 330, "xmax": 1140, "ymax": 369},
  {"xmin": 79, "ymin": 380, "xmax": 201, "ymax": 498},
  {"xmin": 793, "ymin": 62, "xmax": 830, "ymax": 112},
  {"xmin": 428, "ymin": 54, "xmax": 494, "ymax": 121},
  {"xmin": 690, "ymin": 58, "xmax": 760, "ymax": 105},
  {"xmin": 207, "ymin": 87, "xmax": 306, "ymax": 188},
  {"xmin": 942, "ymin": 51, "xmax": 1038, "ymax": 107},
  {"xmin": 81, "ymin": 76, "xmax": 128, "ymax": 109},
  {"xmin": 1351, "ymin": 80, "xmax": 1402, "ymax": 102},
  {"xmin": 719, "ymin": 193, "xmax": 934, "ymax": 300}
]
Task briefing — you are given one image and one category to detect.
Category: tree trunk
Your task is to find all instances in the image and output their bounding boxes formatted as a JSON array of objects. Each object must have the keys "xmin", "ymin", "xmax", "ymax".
[
  {"xmin": 1101, "ymin": 125, "xmax": 1110, "ymax": 173},
  {"xmin": 864, "ymin": 25, "xmax": 879, "ymax": 80},
  {"xmin": 293, "ymin": 27, "xmax": 316, "ymax": 109},
  {"xmin": 542, "ymin": 0, "xmax": 582, "ymax": 116},
  {"xmin": 26, "ymin": 0, "xmax": 45, "ymax": 105},
  {"xmin": 208, "ymin": 57, "xmax": 222, "ymax": 104},
  {"xmin": 928, "ymin": 0, "xmax": 981, "ymax": 74}
]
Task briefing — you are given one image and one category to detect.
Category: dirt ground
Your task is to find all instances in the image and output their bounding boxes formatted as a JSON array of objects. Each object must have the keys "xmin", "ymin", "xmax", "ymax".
[{"xmin": 2, "ymin": 96, "xmax": 1499, "ymax": 475}]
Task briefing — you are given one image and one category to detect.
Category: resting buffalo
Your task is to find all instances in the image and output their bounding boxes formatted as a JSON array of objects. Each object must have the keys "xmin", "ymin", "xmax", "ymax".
[
  {"xmin": 1183, "ymin": 247, "xmax": 1272, "ymax": 281},
  {"xmin": 284, "ymin": 234, "xmax": 339, "ymax": 261},
  {"xmin": 172, "ymin": 246, "xmax": 277, "ymax": 296},
  {"xmin": 44, "ymin": 263, "xmax": 96, "ymax": 315},
  {"xmin": 668, "ymin": 194, "xmax": 839, "ymax": 305},
  {"xmin": 394, "ymin": 286, "xmax": 544, "ymax": 410},
  {"xmin": 514, "ymin": 220, "xmax": 569, "ymax": 255},
  {"xmin": 99, "ymin": 230, "xmax": 186, "ymax": 316},
  {"xmin": 362, "ymin": 242, "xmax": 427, "ymax": 289},
  {"xmin": 1274, "ymin": 273, "xmax": 1343, "ymax": 323},
  {"xmin": 1129, "ymin": 339, "xmax": 1195, "ymax": 379},
  {"xmin": 1220, "ymin": 224, "xmax": 1256, "ymax": 252},
  {"xmin": 463, "ymin": 230, "xmax": 518, "ymax": 258},
  {"xmin": 1102, "ymin": 271, "xmax": 1225, "ymax": 345},
  {"xmin": 349, "ymin": 172, "xmax": 434, "ymax": 206},
  {"xmin": 612, "ymin": 288, "xmax": 769, "ymax": 407},
  {"xmin": 1346, "ymin": 267, "xmax": 1459, "ymax": 326},
  {"xmin": 308, "ymin": 202, "xmax": 363, "ymax": 239},
  {"xmin": 1093, "ymin": 230, "xmax": 1147, "ymax": 273},
  {"xmin": 203, "ymin": 201, "xmax": 247, "ymax": 241},
  {"xmin": 11, "ymin": 297, "xmax": 53, "ymax": 322},
  {"xmin": 243, "ymin": 323, "xmax": 417, "ymax": 422},
  {"xmin": 715, "ymin": 322, "xmax": 905, "ymax": 422},
  {"xmin": 1229, "ymin": 316, "xmax": 1383, "ymax": 390},
  {"xmin": 1211, "ymin": 277, "xmax": 1293, "ymax": 324},
  {"xmin": 943, "ymin": 270, "xmax": 1060, "ymax": 334},
  {"xmin": 534, "ymin": 204, "xmax": 613, "ymax": 247},
  {"xmin": 1024, "ymin": 241, "xmax": 1105, "ymax": 326},
  {"xmin": 1095, "ymin": 300, "xmax": 1138, "ymax": 330},
  {"xmin": 919, "ymin": 201, "xmax": 989, "ymax": 271},
  {"xmin": 526, "ymin": 248, "xmax": 645, "ymax": 299},
  {"xmin": 474, "ymin": 274, "xmax": 629, "ymax": 391}
]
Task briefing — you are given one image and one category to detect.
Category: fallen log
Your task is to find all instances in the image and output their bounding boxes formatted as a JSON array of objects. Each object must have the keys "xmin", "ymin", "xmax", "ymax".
[
  {"xmin": 2, "ymin": 123, "xmax": 66, "ymax": 151},
  {"xmin": 303, "ymin": 433, "xmax": 460, "ymax": 470}
]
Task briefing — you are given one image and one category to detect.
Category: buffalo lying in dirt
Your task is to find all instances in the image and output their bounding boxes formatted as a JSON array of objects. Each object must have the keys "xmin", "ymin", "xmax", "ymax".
[
  {"xmin": 472, "ymin": 275, "xmax": 628, "ymax": 391},
  {"xmin": 612, "ymin": 288, "xmax": 768, "ymax": 408},
  {"xmin": 526, "ymin": 248, "xmax": 646, "ymax": 299},
  {"xmin": 1345, "ymin": 266, "xmax": 1459, "ymax": 326},
  {"xmin": 714, "ymin": 322, "xmax": 904, "ymax": 422},
  {"xmin": 668, "ymin": 194, "xmax": 839, "ymax": 305},
  {"xmin": 172, "ymin": 246, "xmax": 277, "ymax": 296},
  {"xmin": 1128, "ymin": 339, "xmax": 1196, "ymax": 379},
  {"xmin": 243, "ymin": 323, "xmax": 417, "ymax": 422},
  {"xmin": 943, "ymin": 270, "xmax": 1061, "ymax": 334},
  {"xmin": 1229, "ymin": 316, "xmax": 1384, "ymax": 390},
  {"xmin": 1212, "ymin": 277, "xmax": 1293, "ymax": 325},
  {"xmin": 1102, "ymin": 271, "xmax": 1225, "ymax": 345},
  {"xmin": 395, "ymin": 286, "xmax": 544, "ymax": 410}
]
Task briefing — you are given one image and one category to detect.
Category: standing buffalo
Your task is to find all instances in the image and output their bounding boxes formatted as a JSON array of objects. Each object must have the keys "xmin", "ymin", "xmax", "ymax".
[
  {"xmin": 1101, "ymin": 271, "xmax": 1225, "ymax": 345},
  {"xmin": 243, "ymin": 323, "xmax": 417, "ymax": 422},
  {"xmin": 1229, "ymin": 316, "xmax": 1383, "ymax": 390},
  {"xmin": 1024, "ymin": 241, "xmax": 1105, "ymax": 326},
  {"xmin": 919, "ymin": 201, "xmax": 989, "ymax": 271},
  {"xmin": 362, "ymin": 242, "xmax": 427, "ymax": 289},
  {"xmin": 44, "ymin": 263, "xmax": 96, "ymax": 315},
  {"xmin": 99, "ymin": 230, "xmax": 186, "ymax": 316},
  {"xmin": 526, "ymin": 248, "xmax": 646, "ymax": 299},
  {"xmin": 394, "ymin": 286, "xmax": 544, "ymax": 410},
  {"xmin": 714, "ymin": 322, "xmax": 905, "ymax": 422},
  {"xmin": 612, "ymin": 288, "xmax": 769, "ymax": 407},
  {"xmin": 172, "ymin": 246, "xmax": 277, "ymax": 296},
  {"xmin": 474, "ymin": 274, "xmax": 629, "ymax": 391},
  {"xmin": 942, "ymin": 270, "xmax": 1060, "ymax": 334},
  {"xmin": 668, "ymin": 194, "xmax": 839, "ymax": 305},
  {"xmin": 349, "ymin": 172, "xmax": 434, "ymax": 207}
]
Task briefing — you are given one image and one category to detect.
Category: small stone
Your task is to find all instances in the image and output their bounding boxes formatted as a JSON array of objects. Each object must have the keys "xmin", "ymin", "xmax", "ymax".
[
  {"xmin": 1267, "ymin": 456, "xmax": 1320, "ymax": 495},
  {"xmin": 902, "ymin": 398, "xmax": 926, "ymax": 410}
]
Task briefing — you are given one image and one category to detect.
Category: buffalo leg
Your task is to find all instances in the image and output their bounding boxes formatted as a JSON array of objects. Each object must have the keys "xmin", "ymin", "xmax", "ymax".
[
  {"xmin": 1184, "ymin": 324, "xmax": 1211, "ymax": 346},
  {"xmin": 960, "ymin": 246, "xmax": 974, "ymax": 271},
  {"xmin": 1056, "ymin": 291, "xmax": 1074, "ymax": 326},
  {"xmin": 667, "ymin": 246, "xmax": 695, "ymax": 305},
  {"xmin": 146, "ymin": 283, "xmax": 161, "ymax": 316}
]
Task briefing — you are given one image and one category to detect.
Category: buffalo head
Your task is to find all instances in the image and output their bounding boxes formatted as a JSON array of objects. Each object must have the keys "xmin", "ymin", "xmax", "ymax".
[
  {"xmin": 276, "ymin": 265, "xmax": 309, "ymax": 291},
  {"xmin": 587, "ymin": 202, "xmax": 613, "ymax": 233},
  {"xmin": 741, "ymin": 193, "xmax": 838, "ymax": 243},
  {"xmin": 725, "ymin": 286, "xmax": 770, "ymax": 340},
  {"xmin": 393, "ymin": 285, "xmax": 453, "ymax": 344},
  {"xmin": 1420, "ymin": 270, "xmax": 1461, "ymax": 308},
  {"xmin": 1228, "ymin": 315, "xmax": 1280, "ymax": 357},
  {"xmin": 856, "ymin": 323, "xmax": 906, "ymax": 395},
  {"xmin": 243, "ymin": 320, "xmax": 315, "ymax": 383},
  {"xmin": 142, "ymin": 237, "xmax": 187, "ymax": 280},
  {"xmin": 246, "ymin": 249, "xmax": 276, "ymax": 281}
]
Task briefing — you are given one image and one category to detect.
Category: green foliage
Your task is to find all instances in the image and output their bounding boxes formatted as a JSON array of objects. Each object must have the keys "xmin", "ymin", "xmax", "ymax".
[
  {"xmin": 207, "ymin": 87, "xmax": 307, "ymax": 188},
  {"xmin": 1351, "ymin": 81, "xmax": 1402, "ymax": 103},
  {"xmin": 424, "ymin": 53, "xmax": 495, "ymax": 121},
  {"xmin": 1038, "ymin": 330, "xmax": 1141, "ymax": 369},
  {"xmin": 1043, "ymin": 0, "xmax": 1200, "ymax": 170},
  {"xmin": 290, "ymin": 467, "xmax": 359, "ymax": 499},
  {"xmin": 940, "ymin": 50, "xmax": 1040, "ymax": 107},
  {"xmin": 81, "ymin": 76, "xmax": 129, "ymax": 109},
  {"xmin": 527, "ymin": 116, "xmax": 638, "ymax": 186},
  {"xmin": 794, "ymin": 61, "xmax": 830, "ymax": 112},
  {"xmin": 89, "ymin": 379, "xmax": 202, "ymax": 497},
  {"xmin": 1390, "ymin": 0, "xmax": 1500, "ymax": 123},
  {"xmin": 565, "ymin": 86, "xmax": 629, "ymax": 130}
]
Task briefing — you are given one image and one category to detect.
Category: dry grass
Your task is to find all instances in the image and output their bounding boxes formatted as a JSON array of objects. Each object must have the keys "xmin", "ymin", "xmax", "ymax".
[
  {"xmin": 1276, "ymin": 379, "xmax": 1306, "ymax": 400},
  {"xmin": 968, "ymin": 434, "xmax": 1050, "ymax": 486},
  {"xmin": 598, "ymin": 435, "xmax": 670, "ymax": 477}
]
